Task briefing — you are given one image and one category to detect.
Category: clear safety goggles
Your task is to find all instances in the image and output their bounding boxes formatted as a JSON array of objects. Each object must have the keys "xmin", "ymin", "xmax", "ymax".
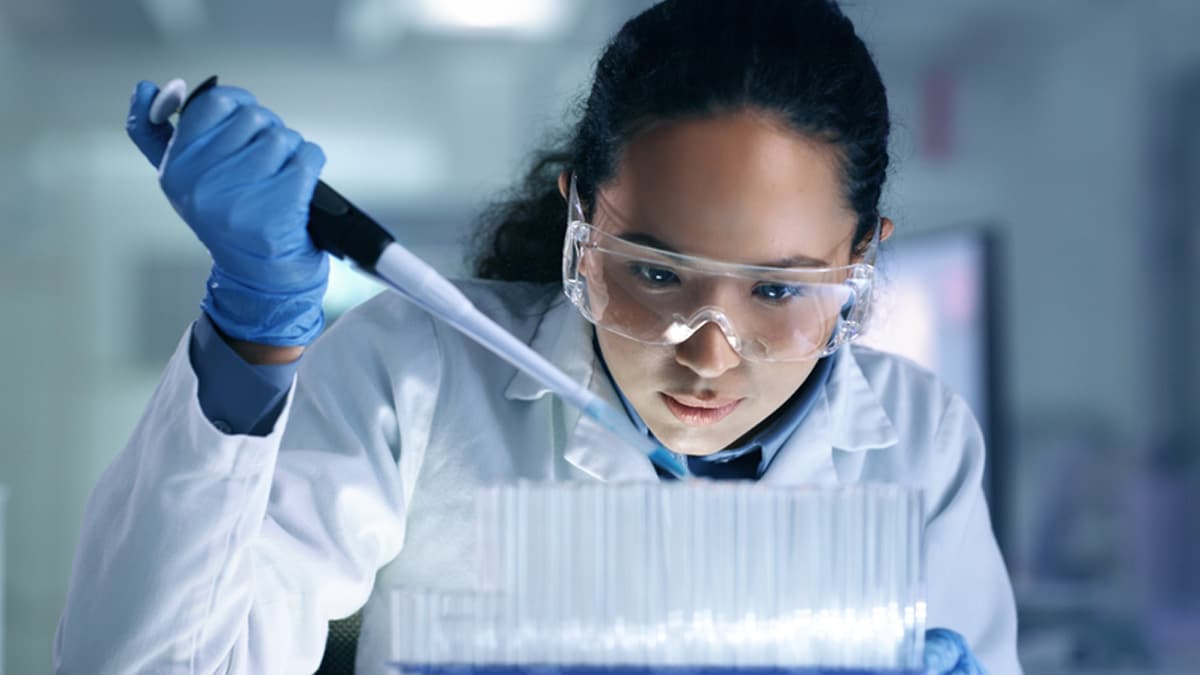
[{"xmin": 562, "ymin": 176, "xmax": 879, "ymax": 363}]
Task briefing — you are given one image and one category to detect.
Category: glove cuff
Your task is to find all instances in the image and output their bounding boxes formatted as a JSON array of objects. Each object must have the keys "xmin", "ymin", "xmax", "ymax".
[{"xmin": 202, "ymin": 268, "xmax": 327, "ymax": 346}]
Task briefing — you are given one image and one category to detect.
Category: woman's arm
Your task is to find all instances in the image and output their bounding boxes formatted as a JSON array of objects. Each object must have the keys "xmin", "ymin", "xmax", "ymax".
[
  {"xmin": 54, "ymin": 298, "xmax": 438, "ymax": 674},
  {"xmin": 923, "ymin": 393, "xmax": 1022, "ymax": 674}
]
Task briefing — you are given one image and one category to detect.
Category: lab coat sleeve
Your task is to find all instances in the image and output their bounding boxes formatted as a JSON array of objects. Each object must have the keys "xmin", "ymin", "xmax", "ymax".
[
  {"xmin": 922, "ymin": 393, "xmax": 1022, "ymax": 674},
  {"xmin": 54, "ymin": 297, "xmax": 440, "ymax": 675}
]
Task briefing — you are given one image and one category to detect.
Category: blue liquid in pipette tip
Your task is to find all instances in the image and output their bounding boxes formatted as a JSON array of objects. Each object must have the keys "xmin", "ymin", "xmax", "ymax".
[
  {"xmin": 647, "ymin": 446, "xmax": 688, "ymax": 479},
  {"xmin": 585, "ymin": 401, "xmax": 688, "ymax": 479}
]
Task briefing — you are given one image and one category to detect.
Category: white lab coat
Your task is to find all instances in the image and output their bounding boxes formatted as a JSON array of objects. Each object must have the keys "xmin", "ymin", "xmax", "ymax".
[{"xmin": 55, "ymin": 279, "xmax": 1021, "ymax": 674}]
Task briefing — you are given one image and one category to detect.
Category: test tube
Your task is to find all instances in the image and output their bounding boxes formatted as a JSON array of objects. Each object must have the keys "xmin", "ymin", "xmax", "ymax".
[{"xmin": 388, "ymin": 482, "xmax": 926, "ymax": 673}]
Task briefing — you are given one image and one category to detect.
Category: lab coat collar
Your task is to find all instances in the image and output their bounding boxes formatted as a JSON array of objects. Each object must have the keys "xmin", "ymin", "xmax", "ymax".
[
  {"xmin": 823, "ymin": 345, "xmax": 900, "ymax": 453},
  {"xmin": 504, "ymin": 296, "xmax": 658, "ymax": 481},
  {"xmin": 503, "ymin": 294, "xmax": 592, "ymax": 402},
  {"xmin": 758, "ymin": 346, "xmax": 899, "ymax": 486},
  {"xmin": 503, "ymin": 296, "xmax": 898, "ymax": 482}
]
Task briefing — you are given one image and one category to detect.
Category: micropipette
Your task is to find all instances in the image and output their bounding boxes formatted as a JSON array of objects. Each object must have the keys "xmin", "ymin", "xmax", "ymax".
[{"xmin": 150, "ymin": 76, "xmax": 688, "ymax": 480}]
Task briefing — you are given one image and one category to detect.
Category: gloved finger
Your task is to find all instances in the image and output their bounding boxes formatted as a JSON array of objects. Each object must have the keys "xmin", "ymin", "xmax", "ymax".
[
  {"xmin": 243, "ymin": 126, "xmax": 304, "ymax": 178},
  {"xmin": 275, "ymin": 140, "xmax": 327, "ymax": 185},
  {"xmin": 198, "ymin": 125, "xmax": 303, "ymax": 188},
  {"xmin": 200, "ymin": 138, "xmax": 325, "ymax": 253},
  {"xmin": 168, "ymin": 85, "xmax": 259, "ymax": 158},
  {"xmin": 126, "ymin": 80, "xmax": 175, "ymax": 168},
  {"xmin": 924, "ymin": 628, "xmax": 982, "ymax": 674},
  {"xmin": 170, "ymin": 103, "xmax": 285, "ymax": 177},
  {"xmin": 250, "ymin": 140, "xmax": 326, "ymax": 241}
]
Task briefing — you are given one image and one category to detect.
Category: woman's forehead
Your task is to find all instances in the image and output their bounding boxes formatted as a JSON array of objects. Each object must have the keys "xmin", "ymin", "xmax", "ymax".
[{"xmin": 595, "ymin": 112, "xmax": 858, "ymax": 265}]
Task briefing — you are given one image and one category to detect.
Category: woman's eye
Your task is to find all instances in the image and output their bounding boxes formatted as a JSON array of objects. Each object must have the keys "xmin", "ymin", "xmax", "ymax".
[
  {"xmin": 753, "ymin": 283, "xmax": 804, "ymax": 302},
  {"xmin": 630, "ymin": 264, "xmax": 680, "ymax": 286}
]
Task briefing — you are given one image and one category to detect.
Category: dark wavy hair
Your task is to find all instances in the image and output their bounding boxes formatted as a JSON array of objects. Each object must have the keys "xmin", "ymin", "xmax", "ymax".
[{"xmin": 471, "ymin": 0, "xmax": 890, "ymax": 282}]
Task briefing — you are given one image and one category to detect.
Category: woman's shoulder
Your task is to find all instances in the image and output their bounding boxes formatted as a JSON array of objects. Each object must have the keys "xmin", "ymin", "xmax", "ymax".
[
  {"xmin": 843, "ymin": 346, "xmax": 988, "ymax": 494},
  {"xmin": 333, "ymin": 278, "xmax": 560, "ymax": 334},
  {"xmin": 313, "ymin": 279, "xmax": 564, "ymax": 383},
  {"xmin": 842, "ymin": 344, "xmax": 979, "ymax": 442},
  {"xmin": 299, "ymin": 279, "xmax": 562, "ymax": 396},
  {"xmin": 845, "ymin": 344, "xmax": 953, "ymax": 405},
  {"xmin": 453, "ymin": 279, "xmax": 562, "ymax": 323}
]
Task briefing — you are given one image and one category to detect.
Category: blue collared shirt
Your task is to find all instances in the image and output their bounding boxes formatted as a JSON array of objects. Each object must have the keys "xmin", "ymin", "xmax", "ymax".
[
  {"xmin": 594, "ymin": 333, "xmax": 835, "ymax": 480},
  {"xmin": 189, "ymin": 313, "xmax": 298, "ymax": 436}
]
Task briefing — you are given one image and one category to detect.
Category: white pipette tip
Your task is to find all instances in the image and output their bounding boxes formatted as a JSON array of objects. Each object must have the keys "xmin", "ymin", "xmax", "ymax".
[{"xmin": 148, "ymin": 78, "xmax": 188, "ymax": 125}]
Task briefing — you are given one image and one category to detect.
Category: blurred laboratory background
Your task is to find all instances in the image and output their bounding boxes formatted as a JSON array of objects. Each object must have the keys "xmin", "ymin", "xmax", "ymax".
[{"xmin": 0, "ymin": 0, "xmax": 1197, "ymax": 672}]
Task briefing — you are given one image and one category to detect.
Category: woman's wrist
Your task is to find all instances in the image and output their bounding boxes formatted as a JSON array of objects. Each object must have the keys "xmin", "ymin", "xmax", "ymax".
[
  {"xmin": 204, "ymin": 312, "xmax": 307, "ymax": 365},
  {"xmin": 226, "ymin": 339, "xmax": 305, "ymax": 365}
]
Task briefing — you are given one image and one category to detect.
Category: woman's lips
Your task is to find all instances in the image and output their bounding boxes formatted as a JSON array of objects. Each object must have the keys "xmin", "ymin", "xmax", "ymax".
[{"xmin": 660, "ymin": 393, "xmax": 742, "ymax": 426}]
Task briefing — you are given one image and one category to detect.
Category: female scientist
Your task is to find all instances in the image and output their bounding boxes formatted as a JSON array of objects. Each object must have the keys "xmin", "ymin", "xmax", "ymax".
[{"xmin": 55, "ymin": 1, "xmax": 1018, "ymax": 673}]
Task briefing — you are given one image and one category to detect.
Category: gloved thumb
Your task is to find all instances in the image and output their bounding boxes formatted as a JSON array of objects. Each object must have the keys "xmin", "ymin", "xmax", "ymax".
[{"xmin": 126, "ymin": 80, "xmax": 174, "ymax": 168}]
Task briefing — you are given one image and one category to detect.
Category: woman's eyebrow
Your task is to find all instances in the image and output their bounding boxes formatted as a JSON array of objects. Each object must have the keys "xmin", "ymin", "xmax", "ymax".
[
  {"xmin": 617, "ymin": 232, "xmax": 830, "ymax": 268},
  {"xmin": 617, "ymin": 232, "xmax": 679, "ymax": 252},
  {"xmin": 766, "ymin": 254, "xmax": 831, "ymax": 268}
]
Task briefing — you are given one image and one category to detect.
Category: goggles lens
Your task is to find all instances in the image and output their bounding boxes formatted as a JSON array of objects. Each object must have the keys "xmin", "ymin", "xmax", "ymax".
[{"xmin": 562, "ymin": 178, "xmax": 878, "ymax": 362}]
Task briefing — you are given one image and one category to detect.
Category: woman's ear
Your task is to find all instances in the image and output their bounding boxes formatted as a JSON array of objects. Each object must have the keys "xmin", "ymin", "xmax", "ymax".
[
  {"xmin": 879, "ymin": 217, "xmax": 895, "ymax": 242},
  {"xmin": 852, "ymin": 217, "xmax": 895, "ymax": 262},
  {"xmin": 558, "ymin": 171, "xmax": 571, "ymax": 201}
]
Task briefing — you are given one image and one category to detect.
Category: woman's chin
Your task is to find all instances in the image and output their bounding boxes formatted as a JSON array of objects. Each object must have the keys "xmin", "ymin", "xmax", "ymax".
[{"xmin": 654, "ymin": 424, "xmax": 743, "ymax": 458}]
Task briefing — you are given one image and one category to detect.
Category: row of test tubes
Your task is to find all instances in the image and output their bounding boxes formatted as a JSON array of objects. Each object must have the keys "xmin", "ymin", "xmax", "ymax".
[{"xmin": 390, "ymin": 482, "xmax": 926, "ymax": 673}]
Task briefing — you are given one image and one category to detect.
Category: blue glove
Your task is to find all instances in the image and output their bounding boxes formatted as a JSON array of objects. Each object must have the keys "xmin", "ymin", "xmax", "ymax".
[
  {"xmin": 924, "ymin": 628, "xmax": 986, "ymax": 674},
  {"xmin": 126, "ymin": 80, "xmax": 329, "ymax": 346}
]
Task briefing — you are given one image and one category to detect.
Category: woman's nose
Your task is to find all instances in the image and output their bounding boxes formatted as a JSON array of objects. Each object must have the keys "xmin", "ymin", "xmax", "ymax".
[{"xmin": 674, "ymin": 321, "xmax": 742, "ymax": 378}]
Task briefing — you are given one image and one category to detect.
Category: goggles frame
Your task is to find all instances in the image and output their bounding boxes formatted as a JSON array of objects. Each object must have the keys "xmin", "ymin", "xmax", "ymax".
[{"xmin": 561, "ymin": 176, "xmax": 879, "ymax": 362}]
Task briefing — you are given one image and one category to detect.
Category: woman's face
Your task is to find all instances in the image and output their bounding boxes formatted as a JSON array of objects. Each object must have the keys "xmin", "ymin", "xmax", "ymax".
[{"xmin": 584, "ymin": 110, "xmax": 880, "ymax": 456}]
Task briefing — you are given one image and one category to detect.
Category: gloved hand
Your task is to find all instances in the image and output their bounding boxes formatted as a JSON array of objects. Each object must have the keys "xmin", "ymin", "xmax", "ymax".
[
  {"xmin": 924, "ymin": 628, "xmax": 986, "ymax": 674},
  {"xmin": 126, "ymin": 80, "xmax": 329, "ymax": 346}
]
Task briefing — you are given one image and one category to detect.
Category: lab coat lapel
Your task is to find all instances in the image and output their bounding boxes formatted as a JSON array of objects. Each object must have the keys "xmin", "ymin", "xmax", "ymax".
[
  {"xmin": 503, "ymin": 296, "xmax": 657, "ymax": 482},
  {"xmin": 760, "ymin": 391, "xmax": 840, "ymax": 486},
  {"xmin": 561, "ymin": 397, "xmax": 660, "ymax": 482},
  {"xmin": 761, "ymin": 347, "xmax": 899, "ymax": 486}
]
